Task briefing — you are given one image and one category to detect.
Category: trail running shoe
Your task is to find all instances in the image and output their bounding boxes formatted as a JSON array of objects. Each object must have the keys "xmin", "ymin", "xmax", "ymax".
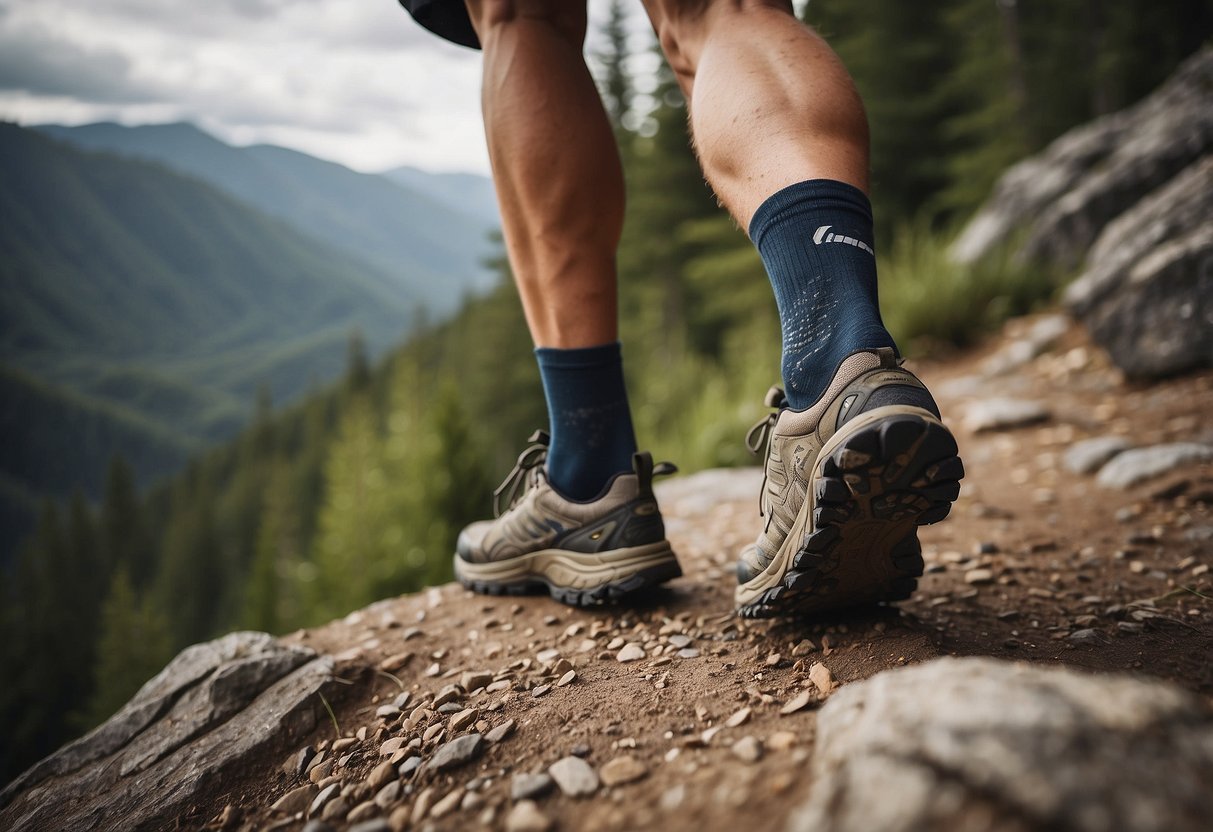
[
  {"xmin": 735, "ymin": 347, "xmax": 964, "ymax": 618},
  {"xmin": 455, "ymin": 431, "xmax": 682, "ymax": 606}
]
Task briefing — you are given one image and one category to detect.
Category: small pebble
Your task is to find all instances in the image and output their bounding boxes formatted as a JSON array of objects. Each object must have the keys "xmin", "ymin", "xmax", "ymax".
[
  {"xmin": 725, "ymin": 707, "xmax": 751, "ymax": 728},
  {"xmin": 617, "ymin": 644, "xmax": 646, "ymax": 662},
  {"xmin": 366, "ymin": 760, "xmax": 396, "ymax": 791},
  {"xmin": 449, "ymin": 708, "xmax": 478, "ymax": 732},
  {"xmin": 780, "ymin": 690, "xmax": 814, "ymax": 715},
  {"xmin": 732, "ymin": 735, "xmax": 763, "ymax": 763},
  {"xmin": 548, "ymin": 756, "xmax": 600, "ymax": 797},
  {"xmin": 809, "ymin": 662, "xmax": 835, "ymax": 695},
  {"xmin": 511, "ymin": 773, "xmax": 554, "ymax": 801},
  {"xmin": 964, "ymin": 568, "xmax": 995, "ymax": 585},
  {"xmin": 599, "ymin": 755, "xmax": 648, "ymax": 786},
  {"xmin": 346, "ymin": 801, "xmax": 379, "ymax": 823},
  {"xmin": 767, "ymin": 731, "xmax": 797, "ymax": 751},
  {"xmin": 1069, "ymin": 628, "xmax": 1101, "ymax": 645},
  {"xmin": 486, "ymin": 718, "xmax": 516, "ymax": 743},
  {"xmin": 271, "ymin": 784, "xmax": 316, "ymax": 815},
  {"xmin": 430, "ymin": 788, "xmax": 464, "ymax": 819},
  {"xmin": 506, "ymin": 800, "xmax": 553, "ymax": 832}
]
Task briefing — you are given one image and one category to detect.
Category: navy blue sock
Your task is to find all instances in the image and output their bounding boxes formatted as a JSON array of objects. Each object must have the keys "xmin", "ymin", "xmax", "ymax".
[
  {"xmin": 749, "ymin": 179, "xmax": 897, "ymax": 410},
  {"xmin": 535, "ymin": 342, "xmax": 637, "ymax": 501}
]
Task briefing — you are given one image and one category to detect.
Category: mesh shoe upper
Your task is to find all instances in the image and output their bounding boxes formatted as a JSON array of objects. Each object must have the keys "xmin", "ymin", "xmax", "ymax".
[{"xmin": 457, "ymin": 433, "xmax": 673, "ymax": 564}]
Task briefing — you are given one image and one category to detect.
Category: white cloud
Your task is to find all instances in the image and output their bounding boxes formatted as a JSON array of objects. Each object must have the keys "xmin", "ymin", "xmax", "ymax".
[
  {"xmin": 0, "ymin": 0, "xmax": 660, "ymax": 174},
  {"xmin": 0, "ymin": 20, "xmax": 161, "ymax": 103},
  {"xmin": 0, "ymin": 0, "xmax": 489, "ymax": 172}
]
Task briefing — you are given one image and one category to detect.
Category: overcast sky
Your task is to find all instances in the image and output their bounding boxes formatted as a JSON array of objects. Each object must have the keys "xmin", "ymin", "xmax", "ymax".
[{"xmin": 0, "ymin": 0, "xmax": 651, "ymax": 174}]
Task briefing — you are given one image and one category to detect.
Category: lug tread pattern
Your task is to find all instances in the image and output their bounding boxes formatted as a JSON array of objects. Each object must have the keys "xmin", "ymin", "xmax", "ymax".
[{"xmin": 740, "ymin": 413, "xmax": 963, "ymax": 619}]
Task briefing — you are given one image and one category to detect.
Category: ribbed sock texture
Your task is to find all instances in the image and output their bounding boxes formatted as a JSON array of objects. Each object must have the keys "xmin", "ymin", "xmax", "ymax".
[
  {"xmin": 535, "ymin": 342, "xmax": 637, "ymax": 501},
  {"xmin": 749, "ymin": 179, "xmax": 897, "ymax": 409}
]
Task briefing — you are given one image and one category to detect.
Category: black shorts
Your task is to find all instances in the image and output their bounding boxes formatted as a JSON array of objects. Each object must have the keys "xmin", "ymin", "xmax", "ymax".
[{"xmin": 399, "ymin": 0, "xmax": 480, "ymax": 50}]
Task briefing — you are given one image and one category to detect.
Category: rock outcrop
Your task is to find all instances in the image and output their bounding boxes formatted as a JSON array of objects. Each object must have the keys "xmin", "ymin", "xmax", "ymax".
[
  {"xmin": 951, "ymin": 48, "xmax": 1212, "ymax": 270},
  {"xmin": 1064, "ymin": 158, "xmax": 1213, "ymax": 378},
  {"xmin": 0, "ymin": 632, "xmax": 336, "ymax": 831},
  {"xmin": 792, "ymin": 657, "xmax": 1213, "ymax": 832},
  {"xmin": 951, "ymin": 46, "xmax": 1213, "ymax": 379}
]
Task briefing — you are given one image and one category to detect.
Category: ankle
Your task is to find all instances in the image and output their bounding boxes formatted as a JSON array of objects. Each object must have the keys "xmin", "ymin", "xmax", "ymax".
[{"xmin": 536, "ymin": 342, "xmax": 638, "ymax": 501}]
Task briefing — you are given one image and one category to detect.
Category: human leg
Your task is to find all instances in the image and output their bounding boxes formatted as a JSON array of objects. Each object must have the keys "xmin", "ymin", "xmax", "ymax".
[
  {"xmin": 644, "ymin": 0, "xmax": 895, "ymax": 409},
  {"xmin": 642, "ymin": 0, "xmax": 963, "ymax": 616},
  {"xmin": 642, "ymin": 0, "xmax": 868, "ymax": 225},
  {"xmin": 448, "ymin": 0, "xmax": 681, "ymax": 604},
  {"xmin": 467, "ymin": 0, "xmax": 635, "ymax": 500}
]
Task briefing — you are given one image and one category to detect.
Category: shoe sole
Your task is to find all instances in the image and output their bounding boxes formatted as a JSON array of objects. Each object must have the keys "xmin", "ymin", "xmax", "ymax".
[
  {"xmin": 454, "ymin": 542, "xmax": 682, "ymax": 607},
  {"xmin": 736, "ymin": 408, "xmax": 963, "ymax": 619}
]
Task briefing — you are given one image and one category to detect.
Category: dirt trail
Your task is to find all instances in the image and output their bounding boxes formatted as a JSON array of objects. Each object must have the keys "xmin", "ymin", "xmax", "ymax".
[{"xmin": 197, "ymin": 315, "xmax": 1213, "ymax": 832}]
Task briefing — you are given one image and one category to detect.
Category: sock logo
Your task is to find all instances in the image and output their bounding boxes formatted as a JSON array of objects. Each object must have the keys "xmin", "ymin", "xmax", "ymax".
[{"xmin": 813, "ymin": 225, "xmax": 874, "ymax": 256}]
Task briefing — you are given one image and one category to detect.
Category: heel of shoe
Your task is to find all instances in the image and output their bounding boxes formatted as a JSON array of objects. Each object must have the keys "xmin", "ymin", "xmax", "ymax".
[{"xmin": 739, "ymin": 410, "xmax": 963, "ymax": 619}]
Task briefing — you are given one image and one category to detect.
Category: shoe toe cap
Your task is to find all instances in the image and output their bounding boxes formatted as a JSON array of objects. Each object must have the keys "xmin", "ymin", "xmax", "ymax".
[
  {"xmin": 456, "ymin": 520, "xmax": 494, "ymax": 562},
  {"xmin": 735, "ymin": 543, "xmax": 766, "ymax": 584}
]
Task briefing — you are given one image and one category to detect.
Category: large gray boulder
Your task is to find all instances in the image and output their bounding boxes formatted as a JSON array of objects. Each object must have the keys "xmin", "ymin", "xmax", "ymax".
[
  {"xmin": 1095, "ymin": 442, "xmax": 1213, "ymax": 489},
  {"xmin": 0, "ymin": 632, "xmax": 336, "ymax": 831},
  {"xmin": 791, "ymin": 657, "xmax": 1213, "ymax": 832},
  {"xmin": 951, "ymin": 47, "xmax": 1213, "ymax": 380},
  {"xmin": 951, "ymin": 47, "xmax": 1213, "ymax": 269},
  {"xmin": 1064, "ymin": 157, "xmax": 1213, "ymax": 378}
]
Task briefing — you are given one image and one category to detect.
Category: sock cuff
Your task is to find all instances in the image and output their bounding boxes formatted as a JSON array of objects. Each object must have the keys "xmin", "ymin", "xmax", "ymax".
[
  {"xmin": 534, "ymin": 341, "xmax": 623, "ymax": 370},
  {"xmin": 748, "ymin": 179, "xmax": 874, "ymax": 250}
]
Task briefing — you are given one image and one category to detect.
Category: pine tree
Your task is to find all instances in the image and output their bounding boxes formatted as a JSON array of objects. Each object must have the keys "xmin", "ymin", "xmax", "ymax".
[
  {"xmin": 294, "ymin": 393, "xmax": 336, "ymax": 553},
  {"xmin": 805, "ymin": 0, "xmax": 965, "ymax": 232},
  {"xmin": 0, "ymin": 504, "xmax": 68, "ymax": 781},
  {"xmin": 423, "ymin": 271, "xmax": 545, "ymax": 477},
  {"xmin": 936, "ymin": 0, "xmax": 1032, "ymax": 216},
  {"xmin": 309, "ymin": 392, "xmax": 387, "ymax": 621},
  {"xmin": 156, "ymin": 482, "xmax": 224, "ymax": 646},
  {"xmin": 345, "ymin": 330, "xmax": 372, "ymax": 394},
  {"xmin": 619, "ymin": 44, "xmax": 724, "ymax": 363},
  {"xmin": 395, "ymin": 379, "xmax": 495, "ymax": 590},
  {"xmin": 101, "ymin": 456, "xmax": 152, "ymax": 587},
  {"xmin": 83, "ymin": 567, "xmax": 173, "ymax": 727},
  {"xmin": 248, "ymin": 383, "xmax": 276, "ymax": 461},
  {"xmin": 63, "ymin": 491, "xmax": 107, "ymax": 729},
  {"xmin": 243, "ymin": 463, "xmax": 305, "ymax": 633}
]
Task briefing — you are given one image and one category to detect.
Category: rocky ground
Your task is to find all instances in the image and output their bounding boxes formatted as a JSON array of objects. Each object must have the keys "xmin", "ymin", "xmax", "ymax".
[{"xmin": 3, "ymin": 313, "xmax": 1211, "ymax": 832}]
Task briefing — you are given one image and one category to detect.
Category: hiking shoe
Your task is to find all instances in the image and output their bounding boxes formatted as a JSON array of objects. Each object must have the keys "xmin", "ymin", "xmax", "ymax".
[
  {"xmin": 735, "ymin": 348, "xmax": 963, "ymax": 618},
  {"xmin": 455, "ymin": 431, "xmax": 683, "ymax": 606}
]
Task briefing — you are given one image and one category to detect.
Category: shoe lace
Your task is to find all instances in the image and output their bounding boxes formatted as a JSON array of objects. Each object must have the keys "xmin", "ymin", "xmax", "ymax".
[
  {"xmin": 492, "ymin": 430, "xmax": 550, "ymax": 518},
  {"xmin": 744, "ymin": 386, "xmax": 787, "ymax": 518}
]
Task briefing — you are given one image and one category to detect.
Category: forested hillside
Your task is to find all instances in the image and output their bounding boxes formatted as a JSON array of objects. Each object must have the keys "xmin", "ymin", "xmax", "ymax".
[
  {"xmin": 2, "ymin": 0, "xmax": 1208, "ymax": 789},
  {"xmin": 0, "ymin": 366, "xmax": 195, "ymax": 507},
  {"xmin": 36, "ymin": 122, "xmax": 499, "ymax": 313},
  {"xmin": 0, "ymin": 123, "xmax": 429, "ymax": 558},
  {"xmin": 0, "ymin": 125, "xmax": 416, "ymax": 377}
]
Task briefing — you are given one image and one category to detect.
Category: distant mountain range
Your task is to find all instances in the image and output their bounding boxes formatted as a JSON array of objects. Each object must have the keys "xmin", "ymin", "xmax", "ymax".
[
  {"xmin": 381, "ymin": 165, "xmax": 499, "ymax": 228},
  {"xmin": 0, "ymin": 120, "xmax": 499, "ymax": 561},
  {"xmin": 36, "ymin": 122, "xmax": 499, "ymax": 314}
]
